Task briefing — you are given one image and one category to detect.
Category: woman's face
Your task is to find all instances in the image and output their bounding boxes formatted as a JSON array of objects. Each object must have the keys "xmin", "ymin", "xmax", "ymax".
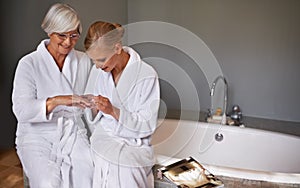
[
  {"xmin": 87, "ymin": 46, "xmax": 117, "ymax": 72},
  {"xmin": 48, "ymin": 30, "xmax": 80, "ymax": 55}
]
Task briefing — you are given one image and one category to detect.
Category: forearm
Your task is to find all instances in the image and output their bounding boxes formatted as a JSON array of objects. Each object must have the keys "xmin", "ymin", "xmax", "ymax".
[
  {"xmin": 111, "ymin": 107, "xmax": 120, "ymax": 120},
  {"xmin": 46, "ymin": 97, "xmax": 57, "ymax": 114},
  {"xmin": 46, "ymin": 95, "xmax": 91, "ymax": 114},
  {"xmin": 45, "ymin": 95, "xmax": 70, "ymax": 114}
]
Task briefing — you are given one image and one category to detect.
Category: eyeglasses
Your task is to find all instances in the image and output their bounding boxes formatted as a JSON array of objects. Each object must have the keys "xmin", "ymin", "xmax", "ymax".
[{"xmin": 54, "ymin": 32, "xmax": 80, "ymax": 40}]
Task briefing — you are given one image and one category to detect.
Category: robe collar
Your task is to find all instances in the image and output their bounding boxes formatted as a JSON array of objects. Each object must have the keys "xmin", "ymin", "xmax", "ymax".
[
  {"xmin": 115, "ymin": 46, "xmax": 142, "ymax": 101},
  {"xmin": 37, "ymin": 39, "xmax": 78, "ymax": 93}
]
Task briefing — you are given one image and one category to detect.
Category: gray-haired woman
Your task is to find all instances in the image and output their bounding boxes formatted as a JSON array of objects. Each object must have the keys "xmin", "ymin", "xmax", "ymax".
[{"xmin": 12, "ymin": 3, "xmax": 93, "ymax": 188}]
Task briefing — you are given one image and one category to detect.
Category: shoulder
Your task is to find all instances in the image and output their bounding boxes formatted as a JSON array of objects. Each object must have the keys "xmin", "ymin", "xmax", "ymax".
[
  {"xmin": 74, "ymin": 50, "xmax": 90, "ymax": 63},
  {"xmin": 74, "ymin": 49, "xmax": 86, "ymax": 58},
  {"xmin": 73, "ymin": 50, "xmax": 92, "ymax": 70},
  {"xmin": 17, "ymin": 39, "xmax": 47, "ymax": 67},
  {"xmin": 140, "ymin": 61, "xmax": 158, "ymax": 78},
  {"xmin": 13, "ymin": 52, "xmax": 39, "ymax": 80},
  {"xmin": 125, "ymin": 46, "xmax": 158, "ymax": 78},
  {"xmin": 17, "ymin": 50, "xmax": 39, "ymax": 70}
]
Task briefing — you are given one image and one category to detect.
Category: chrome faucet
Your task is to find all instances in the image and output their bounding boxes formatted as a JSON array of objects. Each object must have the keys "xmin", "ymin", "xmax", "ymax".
[{"xmin": 210, "ymin": 75, "xmax": 228, "ymax": 125}]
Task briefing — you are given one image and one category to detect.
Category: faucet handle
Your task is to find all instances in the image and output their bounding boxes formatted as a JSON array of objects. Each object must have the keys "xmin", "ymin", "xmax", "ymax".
[
  {"xmin": 207, "ymin": 108, "xmax": 213, "ymax": 117},
  {"xmin": 232, "ymin": 105, "xmax": 241, "ymax": 113},
  {"xmin": 205, "ymin": 108, "xmax": 213, "ymax": 121},
  {"xmin": 230, "ymin": 105, "xmax": 243, "ymax": 125}
]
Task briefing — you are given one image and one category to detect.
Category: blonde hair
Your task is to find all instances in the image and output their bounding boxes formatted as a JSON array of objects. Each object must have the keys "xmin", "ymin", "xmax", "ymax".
[
  {"xmin": 84, "ymin": 21, "xmax": 124, "ymax": 51},
  {"xmin": 41, "ymin": 3, "xmax": 82, "ymax": 34}
]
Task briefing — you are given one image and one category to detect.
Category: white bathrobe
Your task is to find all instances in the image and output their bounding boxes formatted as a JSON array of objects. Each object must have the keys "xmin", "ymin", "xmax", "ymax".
[
  {"xmin": 84, "ymin": 46, "xmax": 160, "ymax": 188},
  {"xmin": 12, "ymin": 39, "xmax": 94, "ymax": 188}
]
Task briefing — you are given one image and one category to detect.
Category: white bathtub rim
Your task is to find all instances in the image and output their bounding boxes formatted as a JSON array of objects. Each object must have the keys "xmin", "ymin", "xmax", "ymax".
[
  {"xmin": 155, "ymin": 154, "xmax": 300, "ymax": 184},
  {"xmin": 158, "ymin": 118, "xmax": 300, "ymax": 139}
]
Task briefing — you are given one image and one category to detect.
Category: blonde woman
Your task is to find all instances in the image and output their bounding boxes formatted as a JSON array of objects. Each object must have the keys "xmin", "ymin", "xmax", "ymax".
[
  {"xmin": 12, "ymin": 3, "xmax": 93, "ymax": 188},
  {"xmin": 84, "ymin": 21, "xmax": 160, "ymax": 187}
]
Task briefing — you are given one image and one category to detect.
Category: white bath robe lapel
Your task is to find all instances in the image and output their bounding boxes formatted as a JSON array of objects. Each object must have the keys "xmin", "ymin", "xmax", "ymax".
[
  {"xmin": 12, "ymin": 39, "xmax": 93, "ymax": 188},
  {"xmin": 13, "ymin": 39, "xmax": 91, "ymax": 125},
  {"xmin": 85, "ymin": 47, "xmax": 160, "ymax": 186}
]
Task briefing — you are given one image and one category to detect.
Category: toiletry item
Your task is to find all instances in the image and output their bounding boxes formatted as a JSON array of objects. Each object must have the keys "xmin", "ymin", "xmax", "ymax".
[
  {"xmin": 207, "ymin": 117, "xmax": 221, "ymax": 124},
  {"xmin": 215, "ymin": 107, "xmax": 222, "ymax": 116},
  {"xmin": 212, "ymin": 115, "xmax": 222, "ymax": 120},
  {"xmin": 207, "ymin": 116, "xmax": 232, "ymax": 125}
]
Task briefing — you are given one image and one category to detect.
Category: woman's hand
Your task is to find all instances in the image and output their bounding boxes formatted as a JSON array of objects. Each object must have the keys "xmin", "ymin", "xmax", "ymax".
[
  {"xmin": 92, "ymin": 95, "xmax": 120, "ymax": 120},
  {"xmin": 71, "ymin": 95, "xmax": 93, "ymax": 108},
  {"xmin": 46, "ymin": 95, "xmax": 92, "ymax": 114}
]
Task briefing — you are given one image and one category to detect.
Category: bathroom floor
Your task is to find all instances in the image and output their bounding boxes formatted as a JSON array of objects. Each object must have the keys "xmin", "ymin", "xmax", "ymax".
[
  {"xmin": 0, "ymin": 148, "xmax": 24, "ymax": 188},
  {"xmin": 217, "ymin": 176, "xmax": 300, "ymax": 188},
  {"xmin": 1, "ymin": 148, "xmax": 299, "ymax": 188},
  {"xmin": 155, "ymin": 175, "xmax": 300, "ymax": 188}
]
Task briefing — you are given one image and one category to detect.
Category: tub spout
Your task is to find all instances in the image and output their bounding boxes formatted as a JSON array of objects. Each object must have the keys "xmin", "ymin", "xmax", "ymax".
[{"xmin": 210, "ymin": 75, "xmax": 228, "ymax": 125}]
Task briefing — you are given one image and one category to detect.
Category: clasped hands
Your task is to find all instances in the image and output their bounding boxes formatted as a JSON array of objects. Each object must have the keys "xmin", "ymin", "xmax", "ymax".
[
  {"xmin": 74, "ymin": 94, "xmax": 119, "ymax": 119},
  {"xmin": 73, "ymin": 94, "xmax": 109, "ymax": 110},
  {"xmin": 47, "ymin": 94, "xmax": 119, "ymax": 119}
]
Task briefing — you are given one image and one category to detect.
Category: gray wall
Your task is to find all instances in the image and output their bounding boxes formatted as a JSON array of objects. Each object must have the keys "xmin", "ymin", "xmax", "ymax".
[
  {"xmin": 128, "ymin": 0, "xmax": 300, "ymax": 122},
  {"xmin": 0, "ymin": 0, "xmax": 127, "ymax": 149},
  {"xmin": 1, "ymin": 0, "xmax": 300, "ymax": 148}
]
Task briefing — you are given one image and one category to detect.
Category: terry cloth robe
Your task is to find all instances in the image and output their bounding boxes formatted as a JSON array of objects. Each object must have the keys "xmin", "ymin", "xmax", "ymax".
[
  {"xmin": 12, "ymin": 39, "xmax": 94, "ymax": 188},
  {"xmin": 84, "ymin": 46, "xmax": 160, "ymax": 188}
]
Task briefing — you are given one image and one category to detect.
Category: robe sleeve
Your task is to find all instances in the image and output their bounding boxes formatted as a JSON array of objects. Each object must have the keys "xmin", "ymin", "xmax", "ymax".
[
  {"xmin": 83, "ymin": 65, "xmax": 103, "ymax": 132},
  {"xmin": 116, "ymin": 76, "xmax": 160, "ymax": 138},
  {"xmin": 12, "ymin": 59, "xmax": 51, "ymax": 123}
]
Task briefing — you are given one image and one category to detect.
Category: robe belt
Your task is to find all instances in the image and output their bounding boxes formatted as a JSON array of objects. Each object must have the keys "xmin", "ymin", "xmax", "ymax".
[
  {"xmin": 124, "ymin": 137, "xmax": 151, "ymax": 147},
  {"xmin": 49, "ymin": 116, "xmax": 77, "ymax": 188}
]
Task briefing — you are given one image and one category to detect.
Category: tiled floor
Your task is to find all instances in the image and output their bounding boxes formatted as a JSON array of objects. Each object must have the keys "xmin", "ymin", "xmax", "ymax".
[
  {"xmin": 0, "ymin": 148, "xmax": 24, "ymax": 188},
  {"xmin": 219, "ymin": 176, "xmax": 300, "ymax": 188},
  {"xmin": 155, "ymin": 176, "xmax": 300, "ymax": 188}
]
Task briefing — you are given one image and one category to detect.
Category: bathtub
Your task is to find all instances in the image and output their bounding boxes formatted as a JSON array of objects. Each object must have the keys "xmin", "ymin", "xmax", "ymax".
[{"xmin": 151, "ymin": 119, "xmax": 300, "ymax": 184}]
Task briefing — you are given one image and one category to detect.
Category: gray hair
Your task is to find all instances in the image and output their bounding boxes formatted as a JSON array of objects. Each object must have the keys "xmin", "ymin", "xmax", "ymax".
[{"xmin": 41, "ymin": 3, "xmax": 82, "ymax": 34}]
